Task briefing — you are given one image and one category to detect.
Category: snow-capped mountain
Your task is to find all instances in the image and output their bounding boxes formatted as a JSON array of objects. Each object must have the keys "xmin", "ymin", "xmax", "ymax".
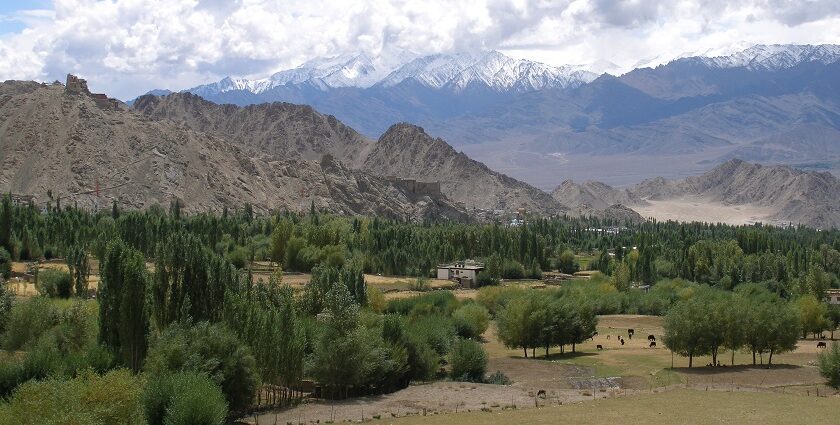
[
  {"xmin": 378, "ymin": 50, "xmax": 597, "ymax": 92},
  {"xmin": 684, "ymin": 44, "xmax": 840, "ymax": 71},
  {"xmin": 187, "ymin": 50, "xmax": 597, "ymax": 96}
]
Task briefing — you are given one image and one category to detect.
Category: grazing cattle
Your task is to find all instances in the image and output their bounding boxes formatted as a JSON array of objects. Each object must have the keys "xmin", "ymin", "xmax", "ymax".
[
  {"xmin": 628, "ymin": 329, "xmax": 635, "ymax": 339},
  {"xmin": 597, "ymin": 345, "xmax": 604, "ymax": 350},
  {"xmin": 620, "ymin": 338, "xmax": 625, "ymax": 346},
  {"xmin": 606, "ymin": 335, "xmax": 611, "ymax": 340},
  {"xmin": 537, "ymin": 390, "xmax": 547, "ymax": 399},
  {"xmin": 649, "ymin": 341, "xmax": 656, "ymax": 348},
  {"xmin": 817, "ymin": 341, "xmax": 827, "ymax": 348},
  {"xmin": 647, "ymin": 335, "xmax": 656, "ymax": 341},
  {"xmin": 820, "ymin": 334, "xmax": 827, "ymax": 340}
]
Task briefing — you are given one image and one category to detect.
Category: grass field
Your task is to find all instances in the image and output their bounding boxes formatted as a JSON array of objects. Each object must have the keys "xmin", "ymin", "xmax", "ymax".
[{"xmin": 366, "ymin": 389, "xmax": 840, "ymax": 425}]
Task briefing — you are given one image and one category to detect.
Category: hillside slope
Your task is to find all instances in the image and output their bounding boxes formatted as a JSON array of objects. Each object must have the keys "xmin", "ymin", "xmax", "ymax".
[
  {"xmin": 133, "ymin": 94, "xmax": 569, "ymax": 215},
  {"xmin": 0, "ymin": 80, "xmax": 466, "ymax": 221}
]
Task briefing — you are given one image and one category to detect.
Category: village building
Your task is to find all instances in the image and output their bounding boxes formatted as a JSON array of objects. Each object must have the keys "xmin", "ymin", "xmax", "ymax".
[
  {"xmin": 826, "ymin": 289, "xmax": 840, "ymax": 305},
  {"xmin": 437, "ymin": 260, "xmax": 484, "ymax": 288}
]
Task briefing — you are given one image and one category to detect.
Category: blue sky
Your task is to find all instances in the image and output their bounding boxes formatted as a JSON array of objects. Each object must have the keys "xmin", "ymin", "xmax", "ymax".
[
  {"xmin": 0, "ymin": 1, "xmax": 50, "ymax": 35},
  {"xmin": 2, "ymin": 0, "xmax": 840, "ymax": 100}
]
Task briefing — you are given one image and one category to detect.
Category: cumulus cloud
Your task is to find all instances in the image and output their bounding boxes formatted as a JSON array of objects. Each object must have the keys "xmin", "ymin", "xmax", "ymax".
[{"xmin": 1, "ymin": 0, "xmax": 839, "ymax": 98}]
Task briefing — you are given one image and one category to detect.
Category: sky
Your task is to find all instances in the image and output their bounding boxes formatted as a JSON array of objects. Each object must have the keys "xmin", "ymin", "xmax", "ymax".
[{"xmin": 2, "ymin": 0, "xmax": 840, "ymax": 99}]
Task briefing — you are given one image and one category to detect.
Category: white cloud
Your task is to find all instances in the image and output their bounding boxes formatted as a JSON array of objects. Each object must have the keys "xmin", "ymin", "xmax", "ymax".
[{"xmin": 1, "ymin": 0, "xmax": 839, "ymax": 99}]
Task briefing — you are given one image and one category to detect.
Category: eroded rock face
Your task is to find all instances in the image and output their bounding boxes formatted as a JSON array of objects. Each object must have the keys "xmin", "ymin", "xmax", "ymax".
[{"xmin": 0, "ymin": 81, "xmax": 466, "ymax": 221}]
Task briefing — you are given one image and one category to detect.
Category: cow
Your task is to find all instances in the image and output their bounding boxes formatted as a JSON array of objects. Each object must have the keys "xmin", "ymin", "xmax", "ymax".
[
  {"xmin": 606, "ymin": 335, "xmax": 611, "ymax": 340},
  {"xmin": 628, "ymin": 329, "xmax": 635, "ymax": 339},
  {"xmin": 620, "ymin": 338, "xmax": 625, "ymax": 346},
  {"xmin": 597, "ymin": 344, "xmax": 604, "ymax": 350},
  {"xmin": 537, "ymin": 390, "xmax": 547, "ymax": 399},
  {"xmin": 649, "ymin": 341, "xmax": 656, "ymax": 348},
  {"xmin": 647, "ymin": 334, "xmax": 656, "ymax": 341},
  {"xmin": 817, "ymin": 341, "xmax": 827, "ymax": 348}
]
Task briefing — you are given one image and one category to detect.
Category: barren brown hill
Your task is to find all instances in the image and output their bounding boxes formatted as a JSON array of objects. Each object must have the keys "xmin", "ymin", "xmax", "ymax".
[
  {"xmin": 552, "ymin": 159, "xmax": 840, "ymax": 229},
  {"xmin": 363, "ymin": 124, "xmax": 567, "ymax": 214},
  {"xmin": 0, "ymin": 79, "xmax": 466, "ymax": 221},
  {"xmin": 133, "ymin": 92, "xmax": 374, "ymax": 167},
  {"xmin": 134, "ymin": 94, "xmax": 568, "ymax": 214}
]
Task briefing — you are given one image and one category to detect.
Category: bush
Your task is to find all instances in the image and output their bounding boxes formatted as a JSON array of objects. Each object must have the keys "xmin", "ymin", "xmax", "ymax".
[
  {"xmin": 386, "ymin": 291, "xmax": 458, "ymax": 316},
  {"xmin": 452, "ymin": 304, "xmax": 490, "ymax": 339},
  {"xmin": 2, "ymin": 296, "xmax": 57, "ymax": 350},
  {"xmin": 37, "ymin": 269, "xmax": 73, "ymax": 298},
  {"xmin": 500, "ymin": 260, "xmax": 525, "ymax": 279},
  {"xmin": 143, "ymin": 371, "xmax": 228, "ymax": 425},
  {"xmin": 225, "ymin": 246, "xmax": 249, "ymax": 269},
  {"xmin": 144, "ymin": 322, "xmax": 259, "ymax": 412},
  {"xmin": 449, "ymin": 338, "xmax": 487, "ymax": 382},
  {"xmin": 475, "ymin": 286, "xmax": 526, "ymax": 316},
  {"xmin": 819, "ymin": 342, "xmax": 840, "ymax": 389},
  {"xmin": 409, "ymin": 276, "xmax": 430, "ymax": 292},
  {"xmin": 485, "ymin": 370, "xmax": 512, "ymax": 385},
  {"xmin": 0, "ymin": 369, "xmax": 145, "ymax": 425},
  {"xmin": 475, "ymin": 271, "xmax": 498, "ymax": 287}
]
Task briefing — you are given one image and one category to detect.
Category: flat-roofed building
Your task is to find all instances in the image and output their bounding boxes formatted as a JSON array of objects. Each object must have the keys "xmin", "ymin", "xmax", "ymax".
[{"xmin": 437, "ymin": 260, "xmax": 485, "ymax": 288}]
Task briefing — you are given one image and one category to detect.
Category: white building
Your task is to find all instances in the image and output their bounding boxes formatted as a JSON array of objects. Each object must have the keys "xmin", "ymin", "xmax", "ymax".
[
  {"xmin": 437, "ymin": 260, "xmax": 485, "ymax": 288},
  {"xmin": 826, "ymin": 289, "xmax": 840, "ymax": 305}
]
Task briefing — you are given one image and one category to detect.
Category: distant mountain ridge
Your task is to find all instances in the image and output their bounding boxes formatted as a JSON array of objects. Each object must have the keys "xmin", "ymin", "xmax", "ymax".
[
  {"xmin": 130, "ymin": 45, "xmax": 840, "ymax": 187},
  {"xmin": 553, "ymin": 159, "xmax": 840, "ymax": 229}
]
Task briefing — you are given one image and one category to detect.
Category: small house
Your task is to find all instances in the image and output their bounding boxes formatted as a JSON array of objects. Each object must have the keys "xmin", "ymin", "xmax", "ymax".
[
  {"xmin": 826, "ymin": 289, "xmax": 840, "ymax": 305},
  {"xmin": 437, "ymin": 260, "xmax": 485, "ymax": 288}
]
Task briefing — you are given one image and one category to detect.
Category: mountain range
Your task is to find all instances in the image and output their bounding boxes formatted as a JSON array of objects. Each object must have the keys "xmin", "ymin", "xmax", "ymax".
[
  {"xmin": 138, "ymin": 44, "xmax": 840, "ymax": 189},
  {"xmin": 2, "ymin": 73, "xmax": 840, "ymax": 229}
]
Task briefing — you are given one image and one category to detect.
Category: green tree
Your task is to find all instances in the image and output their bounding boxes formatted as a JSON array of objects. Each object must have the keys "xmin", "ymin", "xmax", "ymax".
[
  {"xmin": 99, "ymin": 239, "xmax": 150, "ymax": 372},
  {"xmin": 452, "ymin": 303, "xmax": 490, "ymax": 339},
  {"xmin": 144, "ymin": 321, "xmax": 259, "ymax": 413},
  {"xmin": 449, "ymin": 338, "xmax": 487, "ymax": 382},
  {"xmin": 0, "ymin": 194, "xmax": 11, "ymax": 252},
  {"xmin": 818, "ymin": 342, "xmax": 840, "ymax": 389},
  {"xmin": 796, "ymin": 295, "xmax": 829, "ymax": 338},
  {"xmin": 66, "ymin": 244, "xmax": 90, "ymax": 297}
]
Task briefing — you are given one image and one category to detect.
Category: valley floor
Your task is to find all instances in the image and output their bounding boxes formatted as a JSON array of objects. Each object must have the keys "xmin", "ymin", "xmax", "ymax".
[
  {"xmin": 632, "ymin": 196, "xmax": 777, "ymax": 226},
  {"xmin": 246, "ymin": 315, "xmax": 836, "ymax": 424}
]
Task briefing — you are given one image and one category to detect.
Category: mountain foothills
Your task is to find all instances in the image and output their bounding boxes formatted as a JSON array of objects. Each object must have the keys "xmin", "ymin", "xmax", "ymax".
[
  {"xmin": 133, "ymin": 92, "xmax": 567, "ymax": 215},
  {"xmin": 553, "ymin": 159, "xmax": 840, "ymax": 229},
  {"xmin": 0, "ymin": 80, "xmax": 467, "ymax": 220},
  {"xmin": 160, "ymin": 44, "xmax": 840, "ymax": 188}
]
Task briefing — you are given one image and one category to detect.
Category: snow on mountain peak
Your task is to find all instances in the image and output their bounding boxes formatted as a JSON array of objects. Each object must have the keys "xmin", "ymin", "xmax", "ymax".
[{"xmin": 690, "ymin": 44, "xmax": 840, "ymax": 71}]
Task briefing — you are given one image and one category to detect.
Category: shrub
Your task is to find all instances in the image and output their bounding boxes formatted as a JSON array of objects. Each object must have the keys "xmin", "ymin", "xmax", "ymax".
[
  {"xmin": 485, "ymin": 370, "xmax": 512, "ymax": 385},
  {"xmin": 449, "ymin": 338, "xmax": 487, "ymax": 382},
  {"xmin": 475, "ymin": 271, "xmax": 498, "ymax": 287},
  {"xmin": 143, "ymin": 371, "xmax": 228, "ymax": 425},
  {"xmin": 2, "ymin": 296, "xmax": 57, "ymax": 350},
  {"xmin": 386, "ymin": 291, "xmax": 458, "ymax": 316},
  {"xmin": 452, "ymin": 304, "xmax": 490, "ymax": 339},
  {"xmin": 819, "ymin": 342, "xmax": 840, "ymax": 389},
  {"xmin": 144, "ymin": 322, "xmax": 258, "ymax": 412},
  {"xmin": 37, "ymin": 269, "xmax": 73, "ymax": 298},
  {"xmin": 500, "ymin": 260, "xmax": 525, "ymax": 280},
  {"xmin": 367, "ymin": 287, "xmax": 386, "ymax": 313},
  {"xmin": 0, "ymin": 369, "xmax": 145, "ymax": 425},
  {"xmin": 409, "ymin": 276, "xmax": 430, "ymax": 292},
  {"xmin": 225, "ymin": 246, "xmax": 249, "ymax": 269}
]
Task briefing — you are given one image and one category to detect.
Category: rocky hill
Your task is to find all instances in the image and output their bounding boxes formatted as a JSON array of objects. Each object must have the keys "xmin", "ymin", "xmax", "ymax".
[
  {"xmin": 134, "ymin": 94, "xmax": 569, "ymax": 215},
  {"xmin": 363, "ymin": 124, "xmax": 566, "ymax": 214},
  {"xmin": 132, "ymin": 92, "xmax": 374, "ymax": 167},
  {"xmin": 553, "ymin": 159, "xmax": 840, "ymax": 229},
  {"xmin": 0, "ymin": 79, "xmax": 466, "ymax": 221}
]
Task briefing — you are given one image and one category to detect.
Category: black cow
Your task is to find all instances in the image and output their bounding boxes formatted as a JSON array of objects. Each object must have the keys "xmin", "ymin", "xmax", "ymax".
[
  {"xmin": 628, "ymin": 329, "xmax": 635, "ymax": 339},
  {"xmin": 537, "ymin": 390, "xmax": 547, "ymax": 399},
  {"xmin": 649, "ymin": 341, "xmax": 656, "ymax": 348},
  {"xmin": 817, "ymin": 341, "xmax": 827, "ymax": 348},
  {"xmin": 647, "ymin": 335, "xmax": 656, "ymax": 341},
  {"xmin": 597, "ymin": 344, "xmax": 604, "ymax": 350},
  {"xmin": 620, "ymin": 338, "xmax": 625, "ymax": 346}
]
